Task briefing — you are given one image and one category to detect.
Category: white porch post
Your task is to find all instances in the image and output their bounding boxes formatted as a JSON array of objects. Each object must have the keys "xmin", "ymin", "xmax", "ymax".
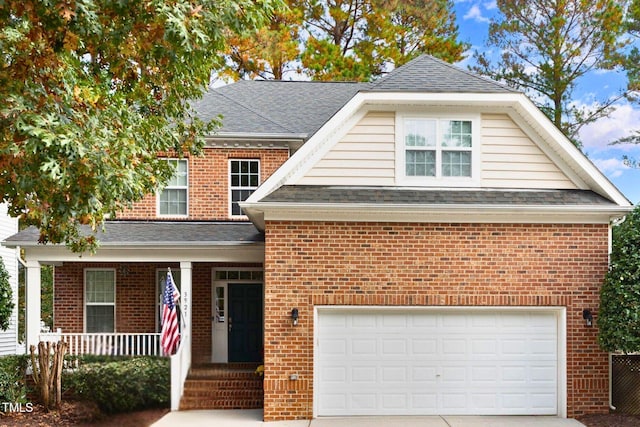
[
  {"xmin": 25, "ymin": 261, "xmax": 42, "ymax": 350},
  {"xmin": 179, "ymin": 261, "xmax": 192, "ymax": 360}
]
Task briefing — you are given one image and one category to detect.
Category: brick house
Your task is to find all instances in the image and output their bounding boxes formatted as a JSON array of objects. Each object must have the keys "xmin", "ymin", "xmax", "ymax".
[{"xmin": 4, "ymin": 55, "xmax": 632, "ymax": 421}]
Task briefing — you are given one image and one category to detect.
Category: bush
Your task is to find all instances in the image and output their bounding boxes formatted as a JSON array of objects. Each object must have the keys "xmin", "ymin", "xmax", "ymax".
[
  {"xmin": 65, "ymin": 356, "xmax": 169, "ymax": 414},
  {"xmin": 0, "ymin": 355, "xmax": 29, "ymax": 404}
]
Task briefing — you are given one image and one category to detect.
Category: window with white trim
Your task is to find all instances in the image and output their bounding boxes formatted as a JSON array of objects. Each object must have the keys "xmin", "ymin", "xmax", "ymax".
[
  {"xmin": 229, "ymin": 159, "xmax": 260, "ymax": 216},
  {"xmin": 398, "ymin": 115, "xmax": 479, "ymax": 185},
  {"xmin": 159, "ymin": 159, "xmax": 188, "ymax": 216},
  {"xmin": 85, "ymin": 269, "xmax": 115, "ymax": 333}
]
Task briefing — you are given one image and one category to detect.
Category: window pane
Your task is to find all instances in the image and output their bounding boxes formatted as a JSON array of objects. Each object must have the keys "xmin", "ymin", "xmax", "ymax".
[
  {"xmin": 443, "ymin": 120, "xmax": 472, "ymax": 147},
  {"xmin": 86, "ymin": 270, "xmax": 115, "ymax": 303},
  {"xmin": 86, "ymin": 306, "xmax": 114, "ymax": 333},
  {"xmin": 231, "ymin": 189, "xmax": 253, "ymax": 215},
  {"xmin": 230, "ymin": 160, "xmax": 259, "ymax": 216},
  {"xmin": 442, "ymin": 151, "xmax": 472, "ymax": 177},
  {"xmin": 405, "ymin": 119, "xmax": 436, "ymax": 147},
  {"xmin": 406, "ymin": 150, "xmax": 436, "ymax": 176},
  {"xmin": 160, "ymin": 159, "xmax": 188, "ymax": 215},
  {"xmin": 160, "ymin": 189, "xmax": 187, "ymax": 215}
]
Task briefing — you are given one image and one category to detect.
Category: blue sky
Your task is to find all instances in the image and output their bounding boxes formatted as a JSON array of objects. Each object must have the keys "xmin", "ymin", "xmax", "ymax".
[{"xmin": 453, "ymin": 0, "xmax": 640, "ymax": 204}]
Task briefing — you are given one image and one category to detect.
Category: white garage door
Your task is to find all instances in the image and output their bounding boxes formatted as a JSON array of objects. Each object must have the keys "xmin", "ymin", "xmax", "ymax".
[{"xmin": 316, "ymin": 309, "xmax": 558, "ymax": 416}]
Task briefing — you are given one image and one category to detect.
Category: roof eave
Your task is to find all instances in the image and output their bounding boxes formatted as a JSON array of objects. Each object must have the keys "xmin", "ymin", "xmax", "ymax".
[
  {"xmin": 2, "ymin": 240, "xmax": 264, "ymax": 249},
  {"xmin": 241, "ymin": 201, "xmax": 632, "ymax": 231}
]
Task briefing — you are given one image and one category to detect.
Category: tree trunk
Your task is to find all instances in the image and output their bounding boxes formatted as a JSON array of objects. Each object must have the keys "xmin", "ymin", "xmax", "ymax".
[{"xmin": 29, "ymin": 341, "xmax": 68, "ymax": 410}]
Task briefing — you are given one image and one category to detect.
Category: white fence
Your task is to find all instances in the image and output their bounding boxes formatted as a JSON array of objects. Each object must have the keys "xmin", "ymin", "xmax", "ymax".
[{"xmin": 39, "ymin": 331, "xmax": 162, "ymax": 357}]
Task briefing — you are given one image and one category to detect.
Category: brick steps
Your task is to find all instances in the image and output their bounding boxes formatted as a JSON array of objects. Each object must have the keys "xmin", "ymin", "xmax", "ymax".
[{"xmin": 179, "ymin": 363, "xmax": 263, "ymax": 410}]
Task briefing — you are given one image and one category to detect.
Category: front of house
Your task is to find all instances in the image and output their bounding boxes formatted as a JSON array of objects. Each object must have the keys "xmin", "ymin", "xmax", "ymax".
[{"xmin": 4, "ymin": 56, "xmax": 632, "ymax": 421}]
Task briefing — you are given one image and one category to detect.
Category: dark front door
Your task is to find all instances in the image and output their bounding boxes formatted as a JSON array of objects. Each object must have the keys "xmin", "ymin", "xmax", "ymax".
[{"xmin": 228, "ymin": 283, "xmax": 263, "ymax": 362}]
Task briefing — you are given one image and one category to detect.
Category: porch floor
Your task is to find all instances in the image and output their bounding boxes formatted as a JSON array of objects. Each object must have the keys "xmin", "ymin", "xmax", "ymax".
[{"xmin": 179, "ymin": 363, "xmax": 263, "ymax": 410}]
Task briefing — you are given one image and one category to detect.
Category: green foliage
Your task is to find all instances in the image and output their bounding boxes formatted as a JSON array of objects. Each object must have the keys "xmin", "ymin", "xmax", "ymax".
[
  {"xmin": 224, "ymin": 0, "xmax": 467, "ymax": 82},
  {"xmin": 0, "ymin": 0, "xmax": 280, "ymax": 252},
  {"xmin": 65, "ymin": 356, "xmax": 170, "ymax": 413},
  {"xmin": 599, "ymin": 205, "xmax": 640, "ymax": 352},
  {"xmin": 0, "ymin": 355, "xmax": 29, "ymax": 405},
  {"xmin": 471, "ymin": 0, "xmax": 627, "ymax": 147},
  {"xmin": 0, "ymin": 259, "xmax": 14, "ymax": 331}
]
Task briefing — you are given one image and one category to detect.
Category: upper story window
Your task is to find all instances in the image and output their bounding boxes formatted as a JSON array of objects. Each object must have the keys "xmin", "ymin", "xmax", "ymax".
[
  {"xmin": 159, "ymin": 159, "xmax": 188, "ymax": 216},
  {"xmin": 85, "ymin": 269, "xmax": 115, "ymax": 333},
  {"xmin": 229, "ymin": 159, "xmax": 260, "ymax": 217},
  {"xmin": 397, "ymin": 114, "xmax": 480, "ymax": 186}
]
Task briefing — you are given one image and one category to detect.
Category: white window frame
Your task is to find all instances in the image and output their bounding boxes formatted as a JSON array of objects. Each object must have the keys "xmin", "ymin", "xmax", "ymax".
[
  {"xmin": 395, "ymin": 113, "xmax": 481, "ymax": 187},
  {"xmin": 229, "ymin": 159, "xmax": 260, "ymax": 217},
  {"xmin": 157, "ymin": 158, "xmax": 188, "ymax": 217},
  {"xmin": 84, "ymin": 268, "xmax": 116, "ymax": 333}
]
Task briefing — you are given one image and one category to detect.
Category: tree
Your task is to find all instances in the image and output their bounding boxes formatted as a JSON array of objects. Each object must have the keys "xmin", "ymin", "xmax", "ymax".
[
  {"xmin": 472, "ymin": 0, "xmax": 627, "ymax": 147},
  {"xmin": 301, "ymin": 0, "xmax": 467, "ymax": 81},
  {"xmin": 222, "ymin": 8, "xmax": 303, "ymax": 80},
  {"xmin": 599, "ymin": 205, "xmax": 640, "ymax": 353},
  {"xmin": 223, "ymin": 0, "xmax": 467, "ymax": 82},
  {"xmin": 0, "ymin": 0, "xmax": 279, "ymax": 252},
  {"xmin": 608, "ymin": 0, "xmax": 640, "ymax": 155},
  {"xmin": 0, "ymin": 259, "xmax": 14, "ymax": 331}
]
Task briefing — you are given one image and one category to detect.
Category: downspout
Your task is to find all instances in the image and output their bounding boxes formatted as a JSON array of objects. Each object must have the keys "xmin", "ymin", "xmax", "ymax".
[
  {"xmin": 608, "ymin": 216, "xmax": 626, "ymax": 411},
  {"xmin": 17, "ymin": 246, "xmax": 27, "ymax": 268}
]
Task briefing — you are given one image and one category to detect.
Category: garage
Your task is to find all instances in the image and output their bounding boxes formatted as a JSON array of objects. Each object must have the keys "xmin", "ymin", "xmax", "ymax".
[{"xmin": 315, "ymin": 308, "xmax": 561, "ymax": 416}]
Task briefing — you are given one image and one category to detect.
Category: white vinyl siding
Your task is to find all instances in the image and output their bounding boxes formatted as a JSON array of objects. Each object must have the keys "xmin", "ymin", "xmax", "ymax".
[
  {"xmin": 481, "ymin": 114, "xmax": 577, "ymax": 189},
  {"xmin": 0, "ymin": 204, "xmax": 18, "ymax": 355},
  {"xmin": 316, "ymin": 308, "xmax": 560, "ymax": 417},
  {"xmin": 297, "ymin": 111, "xmax": 576, "ymax": 190},
  {"xmin": 298, "ymin": 112, "xmax": 396, "ymax": 185}
]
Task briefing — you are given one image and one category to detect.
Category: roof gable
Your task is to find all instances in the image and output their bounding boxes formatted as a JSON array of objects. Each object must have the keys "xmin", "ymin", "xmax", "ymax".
[{"xmin": 367, "ymin": 55, "xmax": 517, "ymax": 93}]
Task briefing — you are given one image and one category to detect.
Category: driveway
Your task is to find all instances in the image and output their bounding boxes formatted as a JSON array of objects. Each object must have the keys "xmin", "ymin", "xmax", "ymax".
[{"xmin": 151, "ymin": 409, "xmax": 586, "ymax": 427}]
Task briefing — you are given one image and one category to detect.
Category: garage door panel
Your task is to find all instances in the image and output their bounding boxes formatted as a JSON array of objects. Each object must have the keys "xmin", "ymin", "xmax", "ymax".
[{"xmin": 317, "ymin": 309, "xmax": 559, "ymax": 416}]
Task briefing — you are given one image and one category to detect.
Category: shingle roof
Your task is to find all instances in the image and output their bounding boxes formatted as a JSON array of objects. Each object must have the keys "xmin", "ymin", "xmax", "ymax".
[
  {"xmin": 260, "ymin": 186, "xmax": 616, "ymax": 206},
  {"xmin": 197, "ymin": 55, "xmax": 517, "ymax": 138},
  {"xmin": 4, "ymin": 222, "xmax": 264, "ymax": 246},
  {"xmin": 367, "ymin": 55, "xmax": 517, "ymax": 93},
  {"xmin": 195, "ymin": 80, "xmax": 365, "ymax": 137}
]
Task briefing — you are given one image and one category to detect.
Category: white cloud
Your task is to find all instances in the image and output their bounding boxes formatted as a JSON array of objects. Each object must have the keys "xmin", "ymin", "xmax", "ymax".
[
  {"xmin": 579, "ymin": 102, "xmax": 640, "ymax": 151},
  {"xmin": 484, "ymin": 1, "xmax": 497, "ymax": 10},
  {"xmin": 464, "ymin": 5, "xmax": 490, "ymax": 23},
  {"xmin": 592, "ymin": 157, "xmax": 629, "ymax": 179}
]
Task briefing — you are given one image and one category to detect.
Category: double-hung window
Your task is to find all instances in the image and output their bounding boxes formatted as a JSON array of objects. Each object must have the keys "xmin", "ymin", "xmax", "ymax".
[
  {"xmin": 229, "ymin": 159, "xmax": 260, "ymax": 217},
  {"xmin": 85, "ymin": 269, "xmax": 116, "ymax": 333},
  {"xmin": 398, "ymin": 115, "xmax": 479, "ymax": 185},
  {"xmin": 159, "ymin": 159, "xmax": 188, "ymax": 216}
]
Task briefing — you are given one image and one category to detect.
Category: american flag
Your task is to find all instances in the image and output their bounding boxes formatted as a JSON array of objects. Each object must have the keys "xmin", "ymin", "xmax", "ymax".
[{"xmin": 161, "ymin": 269, "xmax": 180, "ymax": 356}]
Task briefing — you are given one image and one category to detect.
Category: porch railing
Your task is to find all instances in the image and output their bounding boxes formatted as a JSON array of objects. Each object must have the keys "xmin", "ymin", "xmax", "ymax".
[{"xmin": 39, "ymin": 330, "xmax": 162, "ymax": 357}]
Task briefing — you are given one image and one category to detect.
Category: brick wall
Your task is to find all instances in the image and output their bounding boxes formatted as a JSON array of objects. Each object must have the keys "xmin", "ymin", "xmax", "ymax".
[
  {"xmin": 54, "ymin": 262, "xmax": 260, "ymax": 363},
  {"xmin": 118, "ymin": 147, "xmax": 289, "ymax": 220},
  {"xmin": 262, "ymin": 221, "xmax": 610, "ymax": 421}
]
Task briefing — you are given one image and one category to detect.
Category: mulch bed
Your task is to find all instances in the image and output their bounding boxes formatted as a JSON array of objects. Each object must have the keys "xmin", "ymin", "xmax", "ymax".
[
  {"xmin": 0, "ymin": 401, "xmax": 168, "ymax": 427},
  {"xmin": 577, "ymin": 413, "xmax": 640, "ymax": 427}
]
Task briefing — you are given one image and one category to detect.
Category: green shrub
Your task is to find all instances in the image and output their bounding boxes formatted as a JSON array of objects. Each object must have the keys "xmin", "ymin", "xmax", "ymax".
[
  {"xmin": 0, "ymin": 355, "xmax": 29, "ymax": 404},
  {"xmin": 65, "ymin": 356, "xmax": 169, "ymax": 414}
]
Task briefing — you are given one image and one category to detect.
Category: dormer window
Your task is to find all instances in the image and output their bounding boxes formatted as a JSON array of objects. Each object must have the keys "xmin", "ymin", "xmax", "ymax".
[{"xmin": 397, "ymin": 114, "xmax": 479, "ymax": 186}]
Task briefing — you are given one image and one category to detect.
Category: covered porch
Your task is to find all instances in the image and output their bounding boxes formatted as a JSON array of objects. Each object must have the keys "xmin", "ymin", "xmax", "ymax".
[{"xmin": 2, "ymin": 221, "xmax": 266, "ymax": 410}]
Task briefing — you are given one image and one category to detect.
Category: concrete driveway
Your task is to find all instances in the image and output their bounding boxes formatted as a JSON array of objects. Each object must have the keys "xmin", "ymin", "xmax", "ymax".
[{"xmin": 151, "ymin": 409, "xmax": 586, "ymax": 427}]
